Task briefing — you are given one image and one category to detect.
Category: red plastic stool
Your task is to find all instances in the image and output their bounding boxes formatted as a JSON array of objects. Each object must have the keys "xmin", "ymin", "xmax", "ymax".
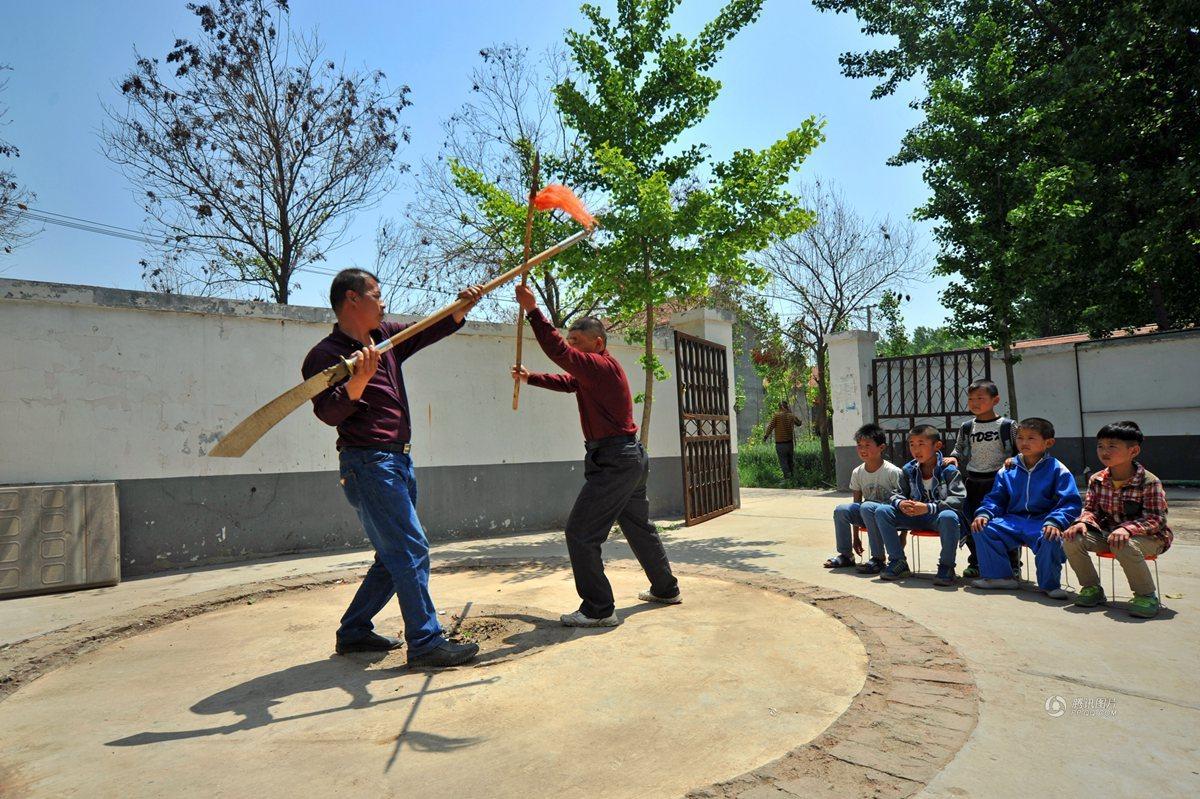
[
  {"xmin": 1096, "ymin": 550, "xmax": 1160, "ymax": 600},
  {"xmin": 1021, "ymin": 544, "xmax": 1073, "ymax": 588},
  {"xmin": 907, "ymin": 529, "xmax": 941, "ymax": 575}
]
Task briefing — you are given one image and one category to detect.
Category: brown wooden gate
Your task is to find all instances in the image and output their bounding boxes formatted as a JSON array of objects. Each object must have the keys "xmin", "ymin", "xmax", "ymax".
[{"xmin": 673, "ymin": 330, "xmax": 735, "ymax": 525}]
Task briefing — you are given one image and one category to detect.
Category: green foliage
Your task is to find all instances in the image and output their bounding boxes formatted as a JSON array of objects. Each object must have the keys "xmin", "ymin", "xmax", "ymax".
[
  {"xmin": 555, "ymin": 0, "xmax": 824, "ymax": 440},
  {"xmin": 447, "ymin": 154, "xmax": 597, "ymax": 292},
  {"xmin": 738, "ymin": 439, "xmax": 833, "ymax": 489},
  {"xmin": 815, "ymin": 0, "xmax": 1200, "ymax": 339}
]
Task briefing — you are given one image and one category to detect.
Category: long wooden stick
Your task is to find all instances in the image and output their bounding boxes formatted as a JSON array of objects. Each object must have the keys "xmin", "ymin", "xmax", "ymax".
[
  {"xmin": 208, "ymin": 226, "xmax": 594, "ymax": 457},
  {"xmin": 512, "ymin": 152, "xmax": 540, "ymax": 411}
]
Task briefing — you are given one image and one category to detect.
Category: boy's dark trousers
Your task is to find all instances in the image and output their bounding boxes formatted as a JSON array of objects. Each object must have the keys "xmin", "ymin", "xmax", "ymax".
[
  {"xmin": 565, "ymin": 436, "xmax": 680, "ymax": 619},
  {"xmin": 963, "ymin": 471, "xmax": 1021, "ymax": 571}
]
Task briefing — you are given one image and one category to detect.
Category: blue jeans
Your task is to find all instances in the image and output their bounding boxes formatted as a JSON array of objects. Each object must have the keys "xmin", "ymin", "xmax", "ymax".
[
  {"xmin": 865, "ymin": 501, "xmax": 963, "ymax": 567},
  {"xmin": 976, "ymin": 515, "xmax": 1066, "ymax": 590},
  {"xmin": 834, "ymin": 502, "xmax": 884, "ymax": 561},
  {"xmin": 336, "ymin": 449, "xmax": 444, "ymax": 656}
]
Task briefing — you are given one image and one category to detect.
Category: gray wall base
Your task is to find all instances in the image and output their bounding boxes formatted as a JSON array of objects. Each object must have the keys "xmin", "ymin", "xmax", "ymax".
[{"xmin": 118, "ymin": 457, "xmax": 684, "ymax": 576}]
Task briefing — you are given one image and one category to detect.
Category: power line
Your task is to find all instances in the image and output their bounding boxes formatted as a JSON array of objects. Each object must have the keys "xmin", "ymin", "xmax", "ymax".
[{"xmin": 15, "ymin": 203, "xmax": 521, "ymax": 305}]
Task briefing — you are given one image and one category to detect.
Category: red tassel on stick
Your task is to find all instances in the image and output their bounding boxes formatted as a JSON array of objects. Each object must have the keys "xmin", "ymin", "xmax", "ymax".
[{"xmin": 532, "ymin": 184, "xmax": 596, "ymax": 229}]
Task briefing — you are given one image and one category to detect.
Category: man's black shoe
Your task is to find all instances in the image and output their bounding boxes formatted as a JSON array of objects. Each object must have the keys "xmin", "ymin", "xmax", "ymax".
[
  {"xmin": 335, "ymin": 632, "xmax": 402, "ymax": 655},
  {"xmin": 407, "ymin": 640, "xmax": 480, "ymax": 668}
]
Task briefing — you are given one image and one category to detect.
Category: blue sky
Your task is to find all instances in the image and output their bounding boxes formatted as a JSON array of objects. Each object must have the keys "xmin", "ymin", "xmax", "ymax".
[{"xmin": 0, "ymin": 0, "xmax": 951, "ymax": 328}]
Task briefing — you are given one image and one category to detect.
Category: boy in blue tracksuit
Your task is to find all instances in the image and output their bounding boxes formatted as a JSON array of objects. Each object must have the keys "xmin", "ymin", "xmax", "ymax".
[
  {"xmin": 969, "ymin": 417, "xmax": 1081, "ymax": 598},
  {"xmin": 863, "ymin": 424, "xmax": 967, "ymax": 586}
]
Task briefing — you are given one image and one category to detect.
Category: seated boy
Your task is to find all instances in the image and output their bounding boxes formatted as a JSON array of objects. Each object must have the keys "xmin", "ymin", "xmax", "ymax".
[
  {"xmin": 969, "ymin": 418, "xmax": 1080, "ymax": 598},
  {"xmin": 824, "ymin": 423, "xmax": 903, "ymax": 574},
  {"xmin": 943, "ymin": 379, "xmax": 1021, "ymax": 579},
  {"xmin": 1057, "ymin": 421, "xmax": 1172, "ymax": 618},
  {"xmin": 863, "ymin": 424, "xmax": 966, "ymax": 586}
]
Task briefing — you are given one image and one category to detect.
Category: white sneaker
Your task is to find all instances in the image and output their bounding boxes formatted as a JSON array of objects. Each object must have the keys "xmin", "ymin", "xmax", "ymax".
[
  {"xmin": 1043, "ymin": 588, "xmax": 1070, "ymax": 600},
  {"xmin": 560, "ymin": 610, "xmax": 621, "ymax": 628},
  {"xmin": 638, "ymin": 589, "xmax": 683, "ymax": 605},
  {"xmin": 971, "ymin": 578, "xmax": 1019, "ymax": 590}
]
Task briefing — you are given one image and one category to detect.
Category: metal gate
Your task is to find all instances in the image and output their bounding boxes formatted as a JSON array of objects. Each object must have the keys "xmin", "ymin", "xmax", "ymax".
[
  {"xmin": 871, "ymin": 347, "xmax": 992, "ymax": 463},
  {"xmin": 673, "ymin": 330, "xmax": 735, "ymax": 525}
]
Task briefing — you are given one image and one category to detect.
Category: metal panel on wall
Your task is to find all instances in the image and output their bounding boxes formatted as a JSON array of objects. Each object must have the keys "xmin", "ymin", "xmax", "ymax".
[{"xmin": 0, "ymin": 483, "xmax": 120, "ymax": 599}]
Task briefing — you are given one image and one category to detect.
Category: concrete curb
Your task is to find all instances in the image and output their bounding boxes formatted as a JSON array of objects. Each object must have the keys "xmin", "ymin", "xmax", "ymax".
[{"xmin": 0, "ymin": 558, "xmax": 979, "ymax": 798}]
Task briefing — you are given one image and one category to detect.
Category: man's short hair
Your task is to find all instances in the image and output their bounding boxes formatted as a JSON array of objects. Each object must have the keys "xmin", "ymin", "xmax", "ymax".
[
  {"xmin": 967, "ymin": 379, "xmax": 999, "ymax": 397},
  {"xmin": 1097, "ymin": 420, "xmax": 1143, "ymax": 445},
  {"xmin": 1017, "ymin": 417, "xmax": 1055, "ymax": 439},
  {"xmin": 854, "ymin": 423, "xmax": 887, "ymax": 446},
  {"xmin": 568, "ymin": 316, "xmax": 607, "ymax": 342},
  {"xmin": 330, "ymin": 268, "xmax": 379, "ymax": 312},
  {"xmin": 908, "ymin": 424, "xmax": 941, "ymax": 443}
]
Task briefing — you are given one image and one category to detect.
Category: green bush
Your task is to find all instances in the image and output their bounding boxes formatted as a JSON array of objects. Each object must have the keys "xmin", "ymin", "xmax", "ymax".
[{"xmin": 739, "ymin": 437, "xmax": 834, "ymax": 489}]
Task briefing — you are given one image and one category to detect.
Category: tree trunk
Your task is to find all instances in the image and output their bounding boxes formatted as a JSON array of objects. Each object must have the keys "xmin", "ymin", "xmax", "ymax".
[
  {"xmin": 1148, "ymin": 279, "xmax": 1170, "ymax": 331},
  {"xmin": 816, "ymin": 340, "xmax": 832, "ymax": 480},
  {"xmin": 1001, "ymin": 341, "xmax": 1019, "ymax": 421},
  {"xmin": 640, "ymin": 299, "xmax": 655, "ymax": 448}
]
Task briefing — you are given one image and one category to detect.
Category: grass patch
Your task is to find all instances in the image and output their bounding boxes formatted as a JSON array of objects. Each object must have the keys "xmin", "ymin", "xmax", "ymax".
[{"xmin": 739, "ymin": 437, "xmax": 834, "ymax": 489}]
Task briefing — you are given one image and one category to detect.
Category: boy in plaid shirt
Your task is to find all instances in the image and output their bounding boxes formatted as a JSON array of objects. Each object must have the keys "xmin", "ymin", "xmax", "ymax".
[{"xmin": 1056, "ymin": 421, "xmax": 1173, "ymax": 618}]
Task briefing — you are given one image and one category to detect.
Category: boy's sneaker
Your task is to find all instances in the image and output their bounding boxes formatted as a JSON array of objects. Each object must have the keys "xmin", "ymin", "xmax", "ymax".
[
  {"xmin": 1128, "ymin": 594, "xmax": 1160, "ymax": 618},
  {"xmin": 1043, "ymin": 588, "xmax": 1070, "ymax": 600},
  {"xmin": 637, "ymin": 589, "xmax": 682, "ymax": 605},
  {"xmin": 933, "ymin": 564, "xmax": 956, "ymax": 586},
  {"xmin": 971, "ymin": 577, "xmax": 1019, "ymax": 590},
  {"xmin": 962, "ymin": 564, "xmax": 980, "ymax": 579},
  {"xmin": 880, "ymin": 559, "xmax": 911, "ymax": 581},
  {"xmin": 560, "ymin": 610, "xmax": 621, "ymax": 628},
  {"xmin": 855, "ymin": 558, "xmax": 884, "ymax": 575},
  {"xmin": 1073, "ymin": 585, "xmax": 1107, "ymax": 608}
]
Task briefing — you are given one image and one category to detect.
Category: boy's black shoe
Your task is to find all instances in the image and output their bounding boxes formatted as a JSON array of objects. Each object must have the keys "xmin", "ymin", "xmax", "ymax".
[
  {"xmin": 962, "ymin": 565, "xmax": 981, "ymax": 579},
  {"xmin": 335, "ymin": 632, "xmax": 402, "ymax": 654},
  {"xmin": 933, "ymin": 564, "xmax": 956, "ymax": 586},
  {"xmin": 856, "ymin": 558, "xmax": 884, "ymax": 575},
  {"xmin": 407, "ymin": 640, "xmax": 479, "ymax": 668}
]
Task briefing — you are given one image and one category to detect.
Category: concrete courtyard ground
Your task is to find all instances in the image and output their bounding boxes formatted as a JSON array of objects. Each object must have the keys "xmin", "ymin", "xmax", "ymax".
[{"xmin": 2, "ymin": 488, "xmax": 1198, "ymax": 798}]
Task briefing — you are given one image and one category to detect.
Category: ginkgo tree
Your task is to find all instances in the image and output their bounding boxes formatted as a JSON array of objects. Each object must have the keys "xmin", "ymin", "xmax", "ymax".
[{"xmin": 554, "ymin": 0, "xmax": 825, "ymax": 444}]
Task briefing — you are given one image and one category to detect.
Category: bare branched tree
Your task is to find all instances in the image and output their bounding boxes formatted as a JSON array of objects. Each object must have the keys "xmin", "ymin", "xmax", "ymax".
[
  {"xmin": 391, "ymin": 43, "xmax": 597, "ymax": 325},
  {"xmin": 102, "ymin": 0, "xmax": 411, "ymax": 303},
  {"xmin": 0, "ymin": 65, "xmax": 38, "ymax": 257},
  {"xmin": 371, "ymin": 218, "xmax": 445, "ymax": 316},
  {"xmin": 758, "ymin": 180, "xmax": 926, "ymax": 473}
]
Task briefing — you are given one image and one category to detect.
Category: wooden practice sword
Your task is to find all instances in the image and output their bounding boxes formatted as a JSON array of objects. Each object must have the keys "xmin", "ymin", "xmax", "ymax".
[{"xmin": 208, "ymin": 226, "xmax": 595, "ymax": 458}]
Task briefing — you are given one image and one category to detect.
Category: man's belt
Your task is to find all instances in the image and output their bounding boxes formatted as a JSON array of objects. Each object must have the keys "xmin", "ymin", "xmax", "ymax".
[
  {"xmin": 339, "ymin": 442, "xmax": 412, "ymax": 454},
  {"xmin": 585, "ymin": 434, "xmax": 637, "ymax": 452}
]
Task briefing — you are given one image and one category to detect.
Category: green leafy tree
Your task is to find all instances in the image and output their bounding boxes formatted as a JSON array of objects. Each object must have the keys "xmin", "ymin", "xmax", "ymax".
[
  {"xmin": 554, "ymin": 0, "xmax": 824, "ymax": 445},
  {"xmin": 815, "ymin": 0, "xmax": 1200, "ymax": 416}
]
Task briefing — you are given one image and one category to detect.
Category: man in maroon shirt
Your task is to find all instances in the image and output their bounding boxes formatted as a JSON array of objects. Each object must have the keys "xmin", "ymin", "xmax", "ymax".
[
  {"xmin": 303, "ymin": 268, "xmax": 483, "ymax": 668},
  {"xmin": 512, "ymin": 283, "xmax": 680, "ymax": 627}
]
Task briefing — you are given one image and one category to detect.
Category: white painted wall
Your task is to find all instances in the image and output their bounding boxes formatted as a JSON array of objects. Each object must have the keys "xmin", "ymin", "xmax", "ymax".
[{"xmin": 0, "ymin": 279, "xmax": 701, "ymax": 485}]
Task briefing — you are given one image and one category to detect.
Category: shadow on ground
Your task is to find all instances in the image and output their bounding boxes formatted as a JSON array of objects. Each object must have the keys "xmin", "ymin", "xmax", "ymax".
[
  {"xmin": 434, "ymin": 531, "xmax": 781, "ymax": 580},
  {"xmin": 103, "ymin": 599, "xmax": 664, "ymax": 752}
]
